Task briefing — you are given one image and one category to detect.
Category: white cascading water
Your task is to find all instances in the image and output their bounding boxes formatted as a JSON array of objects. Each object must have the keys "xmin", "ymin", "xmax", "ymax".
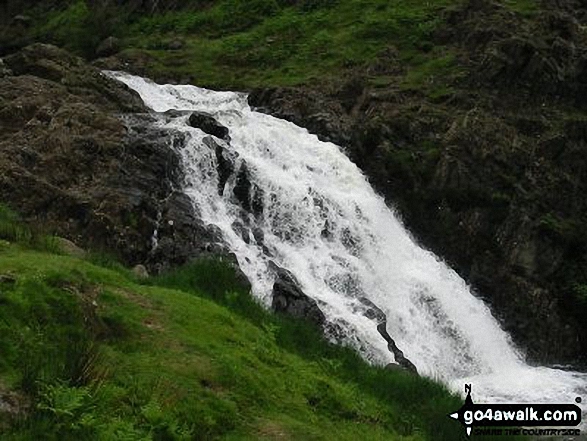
[{"xmin": 109, "ymin": 72, "xmax": 586, "ymax": 416}]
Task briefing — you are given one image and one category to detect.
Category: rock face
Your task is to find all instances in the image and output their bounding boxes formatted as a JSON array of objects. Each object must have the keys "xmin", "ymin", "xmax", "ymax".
[
  {"xmin": 0, "ymin": 44, "xmax": 229, "ymax": 273},
  {"xmin": 3, "ymin": 44, "xmax": 144, "ymax": 112},
  {"xmin": 249, "ymin": 1, "xmax": 587, "ymax": 365}
]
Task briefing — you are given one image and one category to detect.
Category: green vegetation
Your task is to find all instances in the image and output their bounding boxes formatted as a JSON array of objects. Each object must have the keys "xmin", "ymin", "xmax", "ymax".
[
  {"xmin": 1, "ymin": 205, "xmax": 523, "ymax": 440},
  {"xmin": 502, "ymin": 0, "xmax": 538, "ymax": 16},
  {"xmin": 400, "ymin": 53, "xmax": 466, "ymax": 101},
  {"xmin": 30, "ymin": 0, "xmax": 128, "ymax": 59},
  {"xmin": 0, "ymin": 205, "xmax": 59, "ymax": 253},
  {"xmin": 538, "ymin": 213, "xmax": 585, "ymax": 244},
  {"xmin": 20, "ymin": 0, "xmax": 460, "ymax": 89}
]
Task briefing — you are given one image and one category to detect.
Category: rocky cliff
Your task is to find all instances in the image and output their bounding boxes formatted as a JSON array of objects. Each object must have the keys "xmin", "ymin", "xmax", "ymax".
[{"xmin": 0, "ymin": 44, "xmax": 226, "ymax": 273}]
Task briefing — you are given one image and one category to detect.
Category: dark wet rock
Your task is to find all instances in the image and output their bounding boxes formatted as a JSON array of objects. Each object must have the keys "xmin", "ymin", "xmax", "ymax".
[
  {"xmin": 271, "ymin": 263, "xmax": 326, "ymax": 327},
  {"xmin": 356, "ymin": 296, "xmax": 386, "ymax": 323},
  {"xmin": 146, "ymin": 186, "xmax": 224, "ymax": 272},
  {"xmin": 355, "ymin": 296, "xmax": 418, "ymax": 373},
  {"xmin": 249, "ymin": 87, "xmax": 353, "ymax": 146},
  {"xmin": 233, "ymin": 162, "xmax": 263, "ymax": 216},
  {"xmin": 224, "ymin": 252, "xmax": 252, "ymax": 292},
  {"xmin": 161, "ymin": 109, "xmax": 192, "ymax": 123},
  {"xmin": 95, "ymin": 36, "xmax": 122, "ymax": 58},
  {"xmin": 204, "ymin": 135, "xmax": 238, "ymax": 195},
  {"xmin": 187, "ymin": 111, "xmax": 230, "ymax": 142},
  {"xmin": 377, "ymin": 323, "xmax": 418, "ymax": 374},
  {"xmin": 231, "ymin": 220, "xmax": 250, "ymax": 243},
  {"xmin": 252, "ymin": 227, "xmax": 265, "ymax": 246}
]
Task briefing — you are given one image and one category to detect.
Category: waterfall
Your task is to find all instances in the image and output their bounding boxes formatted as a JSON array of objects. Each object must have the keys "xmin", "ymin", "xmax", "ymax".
[{"xmin": 108, "ymin": 72, "xmax": 586, "ymax": 413}]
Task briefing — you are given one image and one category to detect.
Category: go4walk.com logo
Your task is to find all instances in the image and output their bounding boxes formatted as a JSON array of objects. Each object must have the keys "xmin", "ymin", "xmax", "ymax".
[{"xmin": 448, "ymin": 385, "xmax": 582, "ymax": 437}]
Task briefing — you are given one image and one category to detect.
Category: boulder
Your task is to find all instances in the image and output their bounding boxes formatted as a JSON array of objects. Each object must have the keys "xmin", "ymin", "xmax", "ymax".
[
  {"xmin": 132, "ymin": 264, "xmax": 149, "ymax": 279},
  {"xmin": 187, "ymin": 112, "xmax": 230, "ymax": 141},
  {"xmin": 54, "ymin": 237, "xmax": 86, "ymax": 258},
  {"xmin": 355, "ymin": 296, "xmax": 418, "ymax": 373}
]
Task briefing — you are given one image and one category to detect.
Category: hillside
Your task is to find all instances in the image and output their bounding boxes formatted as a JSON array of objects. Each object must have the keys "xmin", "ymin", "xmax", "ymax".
[{"xmin": 0, "ymin": 205, "xmax": 493, "ymax": 440}]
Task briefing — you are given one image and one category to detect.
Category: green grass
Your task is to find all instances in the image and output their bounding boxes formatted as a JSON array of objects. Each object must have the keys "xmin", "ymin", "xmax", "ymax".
[
  {"xmin": 8, "ymin": 0, "xmax": 546, "ymax": 90},
  {"xmin": 130, "ymin": 0, "xmax": 456, "ymax": 88},
  {"xmin": 0, "ymin": 204, "xmax": 528, "ymax": 440},
  {"xmin": 31, "ymin": 0, "xmax": 129, "ymax": 59},
  {"xmin": 24, "ymin": 0, "xmax": 459, "ymax": 89},
  {"xmin": 502, "ymin": 0, "xmax": 538, "ymax": 16},
  {"xmin": 0, "ymin": 204, "xmax": 59, "ymax": 253},
  {"xmin": 400, "ymin": 53, "xmax": 466, "ymax": 100}
]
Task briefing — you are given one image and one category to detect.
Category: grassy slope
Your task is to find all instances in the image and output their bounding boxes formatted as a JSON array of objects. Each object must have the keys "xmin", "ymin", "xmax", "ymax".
[
  {"xmin": 27, "ymin": 0, "xmax": 466, "ymax": 91},
  {"xmin": 1, "ymin": 205, "xmax": 514, "ymax": 440},
  {"xmin": 24, "ymin": 0, "xmax": 541, "ymax": 97},
  {"xmin": 128, "ymin": 0, "xmax": 454, "ymax": 88}
]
